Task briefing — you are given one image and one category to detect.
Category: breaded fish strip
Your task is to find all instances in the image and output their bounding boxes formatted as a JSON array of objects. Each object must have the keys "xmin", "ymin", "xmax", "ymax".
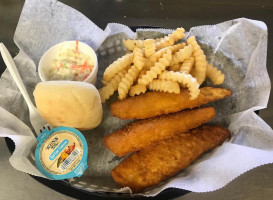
[
  {"xmin": 111, "ymin": 87, "xmax": 231, "ymax": 120},
  {"xmin": 111, "ymin": 125, "xmax": 230, "ymax": 193},
  {"xmin": 104, "ymin": 107, "xmax": 215, "ymax": 157}
]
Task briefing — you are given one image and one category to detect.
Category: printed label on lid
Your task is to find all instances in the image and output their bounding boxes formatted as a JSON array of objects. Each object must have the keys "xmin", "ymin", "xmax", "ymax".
[
  {"xmin": 35, "ymin": 127, "xmax": 88, "ymax": 180},
  {"xmin": 49, "ymin": 139, "xmax": 68, "ymax": 161}
]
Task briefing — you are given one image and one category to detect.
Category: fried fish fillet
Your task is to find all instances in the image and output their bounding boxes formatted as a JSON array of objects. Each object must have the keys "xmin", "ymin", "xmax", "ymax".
[
  {"xmin": 111, "ymin": 125, "xmax": 230, "ymax": 193},
  {"xmin": 110, "ymin": 87, "xmax": 232, "ymax": 119},
  {"xmin": 104, "ymin": 107, "xmax": 215, "ymax": 157}
]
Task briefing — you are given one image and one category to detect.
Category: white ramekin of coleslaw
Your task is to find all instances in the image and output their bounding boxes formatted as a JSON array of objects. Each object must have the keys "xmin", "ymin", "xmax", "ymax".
[{"xmin": 38, "ymin": 40, "xmax": 98, "ymax": 84}]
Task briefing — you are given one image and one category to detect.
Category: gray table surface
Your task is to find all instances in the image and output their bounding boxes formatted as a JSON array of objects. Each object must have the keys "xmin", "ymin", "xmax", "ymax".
[{"xmin": 1, "ymin": 0, "xmax": 273, "ymax": 199}]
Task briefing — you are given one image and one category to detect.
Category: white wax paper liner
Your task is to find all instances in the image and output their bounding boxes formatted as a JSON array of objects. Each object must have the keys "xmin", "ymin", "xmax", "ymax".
[
  {"xmin": 0, "ymin": 107, "xmax": 45, "ymax": 177},
  {"xmin": 0, "ymin": 0, "xmax": 272, "ymax": 197}
]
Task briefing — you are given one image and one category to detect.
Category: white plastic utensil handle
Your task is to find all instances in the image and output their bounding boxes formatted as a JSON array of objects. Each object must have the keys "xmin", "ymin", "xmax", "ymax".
[{"xmin": 0, "ymin": 43, "xmax": 36, "ymax": 110}]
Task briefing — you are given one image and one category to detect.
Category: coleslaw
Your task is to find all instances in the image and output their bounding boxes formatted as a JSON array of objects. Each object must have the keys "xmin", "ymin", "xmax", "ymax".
[{"xmin": 44, "ymin": 40, "xmax": 94, "ymax": 81}]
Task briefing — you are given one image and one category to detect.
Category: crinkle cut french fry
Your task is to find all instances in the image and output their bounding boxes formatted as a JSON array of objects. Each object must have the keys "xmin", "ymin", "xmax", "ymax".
[
  {"xmin": 99, "ymin": 69, "xmax": 127, "ymax": 103},
  {"xmin": 123, "ymin": 31, "xmax": 183, "ymax": 53},
  {"xmin": 155, "ymin": 28, "xmax": 185, "ymax": 51},
  {"xmin": 118, "ymin": 65, "xmax": 140, "ymax": 100},
  {"xmin": 101, "ymin": 29, "xmax": 226, "ymax": 102},
  {"xmin": 206, "ymin": 64, "xmax": 225, "ymax": 85},
  {"xmin": 138, "ymin": 67, "xmax": 149, "ymax": 80},
  {"xmin": 123, "ymin": 39, "xmax": 145, "ymax": 51},
  {"xmin": 180, "ymin": 57, "xmax": 194, "ymax": 74},
  {"xmin": 129, "ymin": 84, "xmax": 147, "ymax": 97},
  {"xmin": 187, "ymin": 36, "xmax": 207, "ymax": 85},
  {"xmin": 102, "ymin": 79, "xmax": 108, "ymax": 86},
  {"xmin": 148, "ymin": 80, "xmax": 180, "ymax": 94},
  {"xmin": 149, "ymin": 47, "xmax": 168, "ymax": 64},
  {"xmin": 138, "ymin": 49, "xmax": 172, "ymax": 86},
  {"xmin": 159, "ymin": 70, "xmax": 200, "ymax": 99},
  {"xmin": 156, "ymin": 35, "xmax": 175, "ymax": 51},
  {"xmin": 103, "ymin": 53, "xmax": 133, "ymax": 81},
  {"xmin": 171, "ymin": 27, "xmax": 185, "ymax": 41},
  {"xmin": 133, "ymin": 47, "xmax": 145, "ymax": 71},
  {"xmin": 170, "ymin": 44, "xmax": 193, "ymax": 66},
  {"xmin": 144, "ymin": 57, "xmax": 153, "ymax": 69},
  {"xmin": 144, "ymin": 39, "xmax": 156, "ymax": 58},
  {"xmin": 168, "ymin": 63, "xmax": 181, "ymax": 72},
  {"xmin": 150, "ymin": 43, "xmax": 186, "ymax": 65},
  {"xmin": 169, "ymin": 42, "xmax": 186, "ymax": 53}
]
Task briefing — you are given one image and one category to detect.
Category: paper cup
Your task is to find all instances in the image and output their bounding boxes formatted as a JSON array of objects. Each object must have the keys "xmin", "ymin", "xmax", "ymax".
[{"xmin": 38, "ymin": 41, "xmax": 98, "ymax": 84}]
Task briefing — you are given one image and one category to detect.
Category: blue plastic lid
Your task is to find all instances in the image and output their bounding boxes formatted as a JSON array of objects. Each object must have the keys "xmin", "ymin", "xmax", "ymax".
[{"xmin": 35, "ymin": 126, "xmax": 88, "ymax": 180}]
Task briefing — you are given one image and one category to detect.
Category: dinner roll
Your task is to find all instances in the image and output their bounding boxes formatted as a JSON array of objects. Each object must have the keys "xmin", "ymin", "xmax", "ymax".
[{"xmin": 33, "ymin": 81, "xmax": 103, "ymax": 130}]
